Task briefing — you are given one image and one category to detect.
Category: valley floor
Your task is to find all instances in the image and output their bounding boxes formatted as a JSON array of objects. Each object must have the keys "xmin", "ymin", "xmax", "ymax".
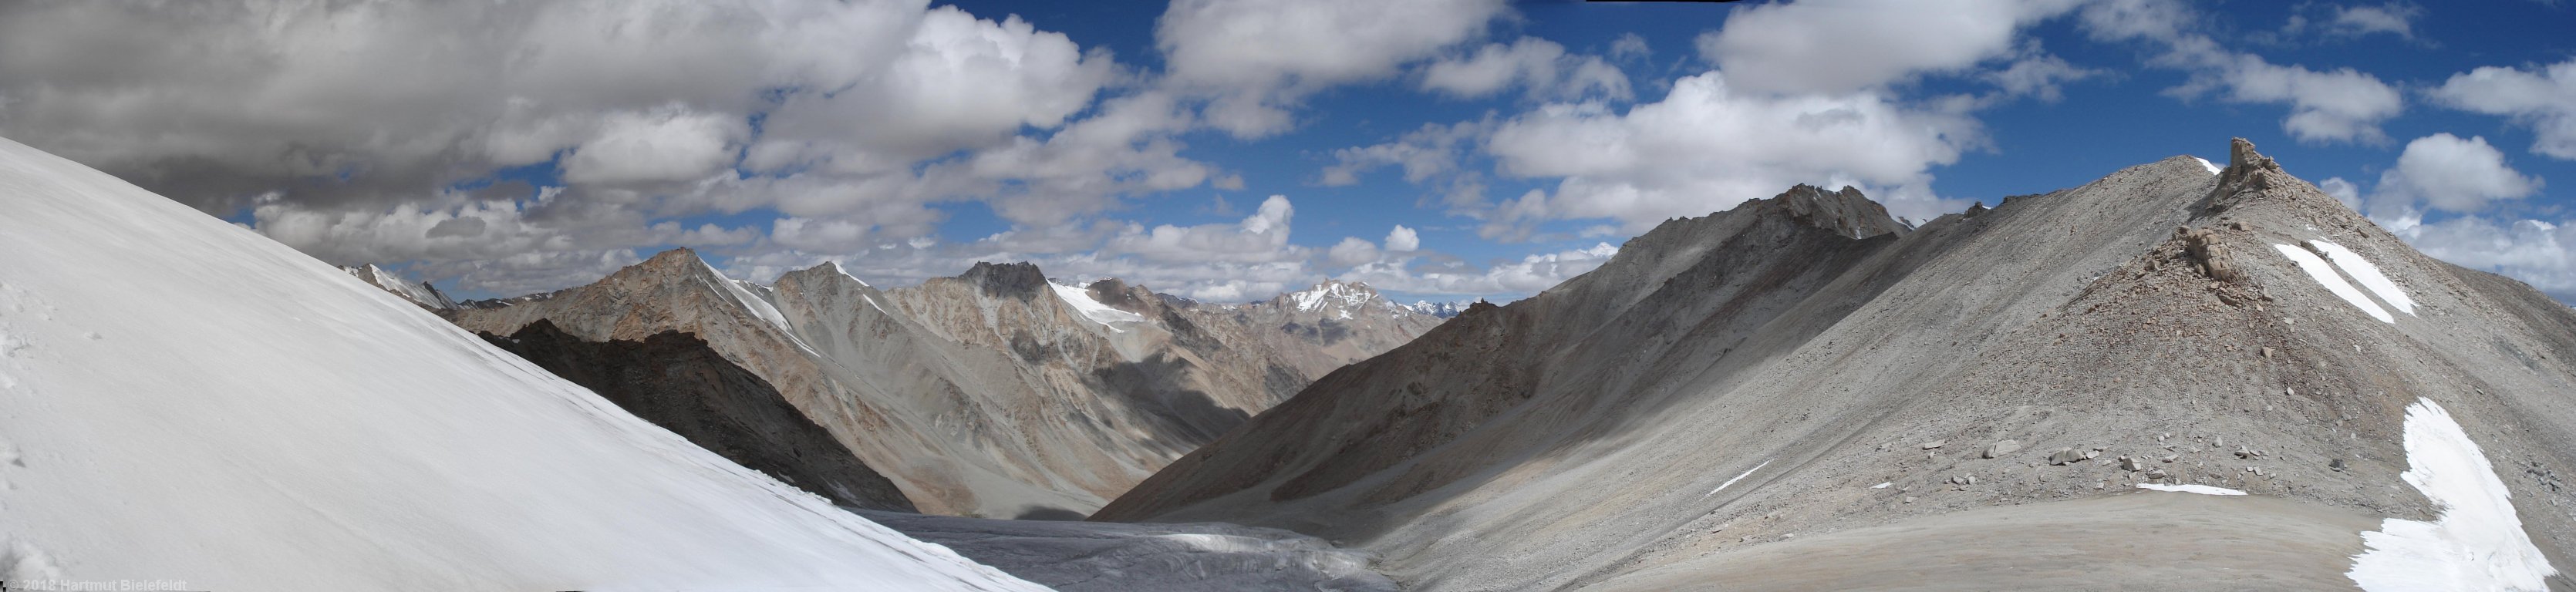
[{"xmin": 859, "ymin": 510, "xmax": 1398, "ymax": 592}]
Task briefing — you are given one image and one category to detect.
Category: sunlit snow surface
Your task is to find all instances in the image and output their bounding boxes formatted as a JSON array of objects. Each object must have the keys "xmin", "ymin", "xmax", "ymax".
[
  {"xmin": 1051, "ymin": 282, "xmax": 1147, "ymax": 331},
  {"xmin": 2274, "ymin": 244, "xmax": 2395, "ymax": 323},
  {"xmin": 2308, "ymin": 240, "xmax": 2415, "ymax": 316},
  {"xmin": 0, "ymin": 137, "xmax": 1042, "ymax": 591},
  {"xmin": 2346, "ymin": 398, "xmax": 2556, "ymax": 591},
  {"xmin": 2136, "ymin": 483, "xmax": 2247, "ymax": 496},
  {"xmin": 2193, "ymin": 156, "xmax": 2223, "ymax": 175}
]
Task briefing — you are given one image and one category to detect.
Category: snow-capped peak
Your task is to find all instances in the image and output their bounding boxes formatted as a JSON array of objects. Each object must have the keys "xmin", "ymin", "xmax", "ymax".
[
  {"xmin": 1405, "ymin": 300, "xmax": 1473, "ymax": 318},
  {"xmin": 1286, "ymin": 280, "xmax": 1376, "ymax": 312}
]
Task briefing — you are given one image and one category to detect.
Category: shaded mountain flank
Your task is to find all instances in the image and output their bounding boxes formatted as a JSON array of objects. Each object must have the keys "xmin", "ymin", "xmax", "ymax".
[
  {"xmin": 476, "ymin": 320, "xmax": 915, "ymax": 512},
  {"xmin": 1096, "ymin": 141, "xmax": 2576, "ymax": 590},
  {"xmin": 442, "ymin": 251, "xmax": 1441, "ymax": 517}
]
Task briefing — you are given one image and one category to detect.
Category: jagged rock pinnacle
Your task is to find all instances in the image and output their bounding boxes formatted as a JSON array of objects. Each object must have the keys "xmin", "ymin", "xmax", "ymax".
[
  {"xmin": 2227, "ymin": 137, "xmax": 2276, "ymax": 173},
  {"xmin": 2214, "ymin": 138, "xmax": 2292, "ymax": 210}
]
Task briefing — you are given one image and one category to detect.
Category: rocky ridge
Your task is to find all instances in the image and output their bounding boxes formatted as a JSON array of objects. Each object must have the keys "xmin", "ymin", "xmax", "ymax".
[{"xmin": 1096, "ymin": 141, "xmax": 2576, "ymax": 590}]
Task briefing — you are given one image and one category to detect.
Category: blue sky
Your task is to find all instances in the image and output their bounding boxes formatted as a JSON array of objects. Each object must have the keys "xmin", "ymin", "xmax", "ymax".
[{"xmin": 4, "ymin": 0, "xmax": 2574, "ymax": 303}]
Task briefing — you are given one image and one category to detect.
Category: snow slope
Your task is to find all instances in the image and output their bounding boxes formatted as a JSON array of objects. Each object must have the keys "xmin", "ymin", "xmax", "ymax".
[
  {"xmin": 2310, "ymin": 240, "xmax": 2416, "ymax": 316},
  {"xmin": 0, "ymin": 136, "xmax": 1042, "ymax": 590},
  {"xmin": 1051, "ymin": 281, "xmax": 1147, "ymax": 330},
  {"xmin": 2274, "ymin": 243, "xmax": 2394, "ymax": 323},
  {"xmin": 2346, "ymin": 398, "xmax": 2556, "ymax": 590}
]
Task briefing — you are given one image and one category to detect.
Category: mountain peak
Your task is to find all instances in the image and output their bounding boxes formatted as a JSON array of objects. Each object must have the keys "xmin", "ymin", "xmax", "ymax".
[
  {"xmin": 958, "ymin": 261, "xmax": 1050, "ymax": 301},
  {"xmin": 1769, "ymin": 184, "xmax": 1907, "ymax": 239},
  {"xmin": 624, "ymin": 247, "xmax": 727, "ymax": 281},
  {"xmin": 641, "ymin": 247, "xmax": 706, "ymax": 267},
  {"xmin": 1283, "ymin": 279, "xmax": 1378, "ymax": 312}
]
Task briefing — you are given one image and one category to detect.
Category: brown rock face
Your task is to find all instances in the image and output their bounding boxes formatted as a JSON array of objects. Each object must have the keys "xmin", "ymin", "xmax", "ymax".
[{"xmin": 479, "ymin": 320, "xmax": 915, "ymax": 512}]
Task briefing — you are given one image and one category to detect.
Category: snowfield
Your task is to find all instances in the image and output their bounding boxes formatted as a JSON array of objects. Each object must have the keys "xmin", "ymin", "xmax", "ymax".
[
  {"xmin": 0, "ymin": 136, "xmax": 1043, "ymax": 590},
  {"xmin": 2193, "ymin": 156, "xmax": 2223, "ymax": 175},
  {"xmin": 2308, "ymin": 240, "xmax": 2416, "ymax": 316},
  {"xmin": 2346, "ymin": 398, "xmax": 2557, "ymax": 591},
  {"xmin": 2274, "ymin": 243, "xmax": 2394, "ymax": 323}
]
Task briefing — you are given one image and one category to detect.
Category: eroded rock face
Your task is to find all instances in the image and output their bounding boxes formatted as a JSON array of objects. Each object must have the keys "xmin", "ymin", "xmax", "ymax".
[
  {"xmin": 478, "ymin": 320, "xmax": 915, "ymax": 512},
  {"xmin": 1098, "ymin": 143, "xmax": 2576, "ymax": 590}
]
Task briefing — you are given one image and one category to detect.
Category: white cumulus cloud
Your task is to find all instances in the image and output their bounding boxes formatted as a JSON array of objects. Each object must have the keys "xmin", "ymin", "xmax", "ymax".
[
  {"xmin": 1421, "ymin": 37, "xmax": 1632, "ymax": 102},
  {"xmin": 561, "ymin": 105, "xmax": 748, "ymax": 186},
  {"xmin": 1478, "ymin": 71, "xmax": 1980, "ymax": 237},
  {"xmin": 2429, "ymin": 59, "xmax": 2576, "ymax": 160},
  {"xmin": 2081, "ymin": 0, "xmax": 2403, "ymax": 144},
  {"xmin": 1386, "ymin": 225, "xmax": 1421, "ymax": 252},
  {"xmin": 2373, "ymin": 133, "xmax": 2543, "ymax": 214},
  {"xmin": 1155, "ymin": 0, "xmax": 1509, "ymax": 137},
  {"xmin": 1697, "ymin": 0, "xmax": 2085, "ymax": 95}
]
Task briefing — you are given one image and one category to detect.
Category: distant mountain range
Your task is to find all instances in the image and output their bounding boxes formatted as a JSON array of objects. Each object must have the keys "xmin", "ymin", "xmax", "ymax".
[
  {"xmin": 1403, "ymin": 300, "xmax": 1477, "ymax": 318},
  {"xmin": 369, "ymin": 251, "xmax": 1444, "ymax": 517}
]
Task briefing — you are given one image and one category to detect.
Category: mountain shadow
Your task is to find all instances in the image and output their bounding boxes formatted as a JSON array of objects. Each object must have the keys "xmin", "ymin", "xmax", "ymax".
[{"xmin": 478, "ymin": 320, "xmax": 917, "ymax": 512}]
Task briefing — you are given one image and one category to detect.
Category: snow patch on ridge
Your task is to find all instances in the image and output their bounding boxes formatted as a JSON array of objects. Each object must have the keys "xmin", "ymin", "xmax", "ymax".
[
  {"xmin": 2274, "ymin": 244, "xmax": 2395, "ymax": 323},
  {"xmin": 2308, "ymin": 240, "xmax": 2415, "ymax": 316},
  {"xmin": 2194, "ymin": 156, "xmax": 2223, "ymax": 175},
  {"xmin": 2346, "ymin": 398, "xmax": 2556, "ymax": 591},
  {"xmin": 2137, "ymin": 483, "xmax": 2246, "ymax": 496},
  {"xmin": 701, "ymin": 261, "xmax": 823, "ymax": 355},
  {"xmin": 1050, "ymin": 282, "xmax": 1145, "ymax": 331}
]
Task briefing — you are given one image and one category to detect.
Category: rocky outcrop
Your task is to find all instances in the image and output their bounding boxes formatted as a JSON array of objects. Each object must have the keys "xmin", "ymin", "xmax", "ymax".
[
  {"xmin": 1097, "ymin": 142, "xmax": 2576, "ymax": 590},
  {"xmin": 339, "ymin": 264, "xmax": 457, "ymax": 311},
  {"xmin": 477, "ymin": 320, "xmax": 915, "ymax": 512}
]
